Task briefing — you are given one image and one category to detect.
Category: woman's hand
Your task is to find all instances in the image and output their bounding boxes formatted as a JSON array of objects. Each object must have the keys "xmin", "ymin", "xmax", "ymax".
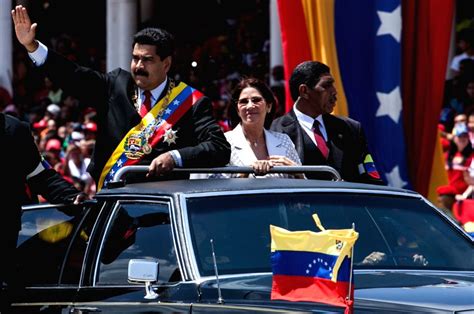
[
  {"xmin": 252, "ymin": 160, "xmax": 274, "ymax": 176},
  {"xmin": 269, "ymin": 156, "xmax": 305, "ymax": 179},
  {"xmin": 268, "ymin": 155, "xmax": 295, "ymax": 166}
]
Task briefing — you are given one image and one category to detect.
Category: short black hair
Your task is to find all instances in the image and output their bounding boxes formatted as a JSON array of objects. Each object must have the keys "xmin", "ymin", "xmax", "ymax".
[
  {"xmin": 229, "ymin": 77, "xmax": 276, "ymax": 129},
  {"xmin": 289, "ymin": 61, "xmax": 331, "ymax": 101},
  {"xmin": 133, "ymin": 28, "xmax": 175, "ymax": 60}
]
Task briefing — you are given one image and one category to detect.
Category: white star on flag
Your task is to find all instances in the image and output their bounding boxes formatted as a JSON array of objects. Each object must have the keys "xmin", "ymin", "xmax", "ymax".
[
  {"xmin": 376, "ymin": 86, "xmax": 402, "ymax": 123},
  {"xmin": 165, "ymin": 108, "xmax": 171, "ymax": 114},
  {"xmin": 385, "ymin": 165, "xmax": 407, "ymax": 188},
  {"xmin": 117, "ymin": 159, "xmax": 123, "ymax": 167},
  {"xmin": 376, "ymin": 5, "xmax": 401, "ymax": 42},
  {"xmin": 110, "ymin": 169, "xmax": 115, "ymax": 176},
  {"xmin": 173, "ymin": 100, "xmax": 179, "ymax": 106}
]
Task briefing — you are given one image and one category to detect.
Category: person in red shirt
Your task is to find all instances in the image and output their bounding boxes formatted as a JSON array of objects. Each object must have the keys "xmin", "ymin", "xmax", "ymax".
[{"xmin": 445, "ymin": 123, "xmax": 474, "ymax": 194}]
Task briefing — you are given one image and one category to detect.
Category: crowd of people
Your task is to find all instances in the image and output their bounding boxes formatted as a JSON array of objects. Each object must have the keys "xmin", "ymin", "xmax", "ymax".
[
  {"xmin": 1, "ymin": 3, "xmax": 473, "ymax": 311},
  {"xmin": 436, "ymin": 26, "xmax": 474, "ymax": 231},
  {"xmin": 1, "ymin": 6, "xmax": 473, "ymax": 220}
]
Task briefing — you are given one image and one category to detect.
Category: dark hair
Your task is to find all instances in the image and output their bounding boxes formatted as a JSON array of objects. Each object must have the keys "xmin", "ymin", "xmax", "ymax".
[
  {"xmin": 447, "ymin": 137, "xmax": 473, "ymax": 169},
  {"xmin": 133, "ymin": 28, "xmax": 175, "ymax": 60},
  {"xmin": 289, "ymin": 61, "xmax": 331, "ymax": 101},
  {"xmin": 229, "ymin": 77, "xmax": 276, "ymax": 129}
]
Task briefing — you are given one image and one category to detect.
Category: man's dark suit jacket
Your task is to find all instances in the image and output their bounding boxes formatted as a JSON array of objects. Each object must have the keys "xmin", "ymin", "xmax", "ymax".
[
  {"xmin": 271, "ymin": 110, "xmax": 383, "ymax": 184},
  {"xmin": 0, "ymin": 113, "xmax": 79, "ymax": 273},
  {"xmin": 40, "ymin": 51, "xmax": 230, "ymax": 183}
]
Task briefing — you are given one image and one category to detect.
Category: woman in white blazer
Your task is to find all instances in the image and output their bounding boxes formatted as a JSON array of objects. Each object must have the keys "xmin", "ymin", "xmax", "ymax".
[{"xmin": 224, "ymin": 78, "xmax": 303, "ymax": 178}]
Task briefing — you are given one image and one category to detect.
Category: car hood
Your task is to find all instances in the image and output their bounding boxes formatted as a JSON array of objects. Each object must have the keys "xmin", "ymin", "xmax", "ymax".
[{"xmin": 198, "ymin": 270, "xmax": 474, "ymax": 312}]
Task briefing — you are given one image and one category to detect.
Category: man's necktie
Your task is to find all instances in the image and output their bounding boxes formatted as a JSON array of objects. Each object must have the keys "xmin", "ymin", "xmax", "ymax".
[
  {"xmin": 139, "ymin": 90, "xmax": 152, "ymax": 117},
  {"xmin": 312, "ymin": 120, "xmax": 329, "ymax": 159}
]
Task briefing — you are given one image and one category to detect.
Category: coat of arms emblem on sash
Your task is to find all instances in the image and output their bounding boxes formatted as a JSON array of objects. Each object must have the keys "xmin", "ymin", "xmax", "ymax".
[{"xmin": 124, "ymin": 133, "xmax": 145, "ymax": 159}]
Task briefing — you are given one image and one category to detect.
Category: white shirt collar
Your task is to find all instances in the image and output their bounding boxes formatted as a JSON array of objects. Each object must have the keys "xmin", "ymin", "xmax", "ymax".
[
  {"xmin": 293, "ymin": 107, "xmax": 328, "ymax": 141},
  {"xmin": 138, "ymin": 77, "xmax": 168, "ymax": 107}
]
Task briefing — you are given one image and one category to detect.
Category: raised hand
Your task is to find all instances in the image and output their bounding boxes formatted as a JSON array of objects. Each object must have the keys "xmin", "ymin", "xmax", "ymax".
[{"xmin": 11, "ymin": 5, "xmax": 38, "ymax": 52}]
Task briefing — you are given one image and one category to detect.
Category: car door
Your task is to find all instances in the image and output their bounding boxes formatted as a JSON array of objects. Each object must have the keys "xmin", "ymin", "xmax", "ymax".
[
  {"xmin": 10, "ymin": 201, "xmax": 96, "ymax": 313},
  {"xmin": 69, "ymin": 199, "xmax": 195, "ymax": 314}
]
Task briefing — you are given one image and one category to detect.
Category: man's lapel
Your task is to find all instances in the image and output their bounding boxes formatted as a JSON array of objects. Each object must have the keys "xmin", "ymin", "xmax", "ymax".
[{"xmin": 286, "ymin": 110, "xmax": 305, "ymax": 160}]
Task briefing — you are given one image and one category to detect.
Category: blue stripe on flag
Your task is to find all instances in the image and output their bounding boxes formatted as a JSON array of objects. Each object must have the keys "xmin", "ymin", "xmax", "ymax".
[
  {"xmin": 271, "ymin": 250, "xmax": 351, "ymax": 282},
  {"xmin": 335, "ymin": 0, "xmax": 411, "ymax": 189}
]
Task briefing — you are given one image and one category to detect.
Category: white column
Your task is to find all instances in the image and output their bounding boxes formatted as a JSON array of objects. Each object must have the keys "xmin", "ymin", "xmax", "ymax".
[
  {"xmin": 446, "ymin": 4, "xmax": 457, "ymax": 80},
  {"xmin": 269, "ymin": 0, "xmax": 283, "ymax": 85},
  {"xmin": 1, "ymin": 0, "xmax": 13, "ymax": 96},
  {"xmin": 107, "ymin": 0, "xmax": 137, "ymax": 72}
]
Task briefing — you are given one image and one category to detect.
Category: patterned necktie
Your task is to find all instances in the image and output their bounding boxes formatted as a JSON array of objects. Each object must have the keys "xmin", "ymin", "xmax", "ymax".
[
  {"xmin": 139, "ymin": 90, "xmax": 152, "ymax": 117},
  {"xmin": 312, "ymin": 120, "xmax": 329, "ymax": 159}
]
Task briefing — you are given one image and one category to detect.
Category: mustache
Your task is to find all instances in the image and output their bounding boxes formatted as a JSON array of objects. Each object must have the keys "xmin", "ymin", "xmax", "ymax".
[{"xmin": 134, "ymin": 70, "xmax": 149, "ymax": 77}]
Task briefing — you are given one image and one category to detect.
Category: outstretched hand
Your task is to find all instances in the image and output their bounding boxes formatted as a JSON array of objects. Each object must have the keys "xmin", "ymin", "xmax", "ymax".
[{"xmin": 11, "ymin": 5, "xmax": 38, "ymax": 52}]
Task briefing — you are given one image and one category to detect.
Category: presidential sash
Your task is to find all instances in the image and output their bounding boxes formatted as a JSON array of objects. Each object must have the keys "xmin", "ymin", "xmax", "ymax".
[{"xmin": 98, "ymin": 82, "xmax": 203, "ymax": 190}]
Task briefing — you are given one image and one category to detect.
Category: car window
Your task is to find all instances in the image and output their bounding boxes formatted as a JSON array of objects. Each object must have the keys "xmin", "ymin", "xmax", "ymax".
[
  {"xmin": 60, "ymin": 203, "xmax": 101, "ymax": 284},
  {"xmin": 186, "ymin": 193, "xmax": 474, "ymax": 277},
  {"xmin": 16, "ymin": 205, "xmax": 87, "ymax": 286},
  {"xmin": 96, "ymin": 202, "xmax": 179, "ymax": 285}
]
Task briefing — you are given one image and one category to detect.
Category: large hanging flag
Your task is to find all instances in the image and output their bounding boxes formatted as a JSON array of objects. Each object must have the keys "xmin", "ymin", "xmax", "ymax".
[
  {"xmin": 401, "ymin": 0, "xmax": 453, "ymax": 198},
  {"xmin": 270, "ymin": 214, "xmax": 358, "ymax": 313},
  {"xmin": 334, "ymin": 0, "xmax": 412, "ymax": 189},
  {"xmin": 277, "ymin": 0, "xmax": 411, "ymax": 189},
  {"xmin": 277, "ymin": 0, "xmax": 454, "ymax": 197}
]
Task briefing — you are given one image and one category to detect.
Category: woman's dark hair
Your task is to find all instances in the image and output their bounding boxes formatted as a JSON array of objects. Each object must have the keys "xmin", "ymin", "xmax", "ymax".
[
  {"xmin": 229, "ymin": 77, "xmax": 276, "ymax": 129},
  {"xmin": 447, "ymin": 137, "xmax": 473, "ymax": 169}
]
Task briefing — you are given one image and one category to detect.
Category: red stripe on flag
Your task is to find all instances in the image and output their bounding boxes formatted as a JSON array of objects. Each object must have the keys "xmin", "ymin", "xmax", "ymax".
[
  {"xmin": 402, "ymin": 0, "xmax": 454, "ymax": 195},
  {"xmin": 271, "ymin": 274, "xmax": 352, "ymax": 309},
  {"xmin": 277, "ymin": 0, "xmax": 312, "ymax": 113}
]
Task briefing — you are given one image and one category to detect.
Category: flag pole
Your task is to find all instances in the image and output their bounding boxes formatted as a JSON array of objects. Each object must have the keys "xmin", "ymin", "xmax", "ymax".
[{"xmin": 346, "ymin": 223, "xmax": 355, "ymax": 302}]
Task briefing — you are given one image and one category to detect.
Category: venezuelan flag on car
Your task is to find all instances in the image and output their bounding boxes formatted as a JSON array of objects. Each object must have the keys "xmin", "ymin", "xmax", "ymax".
[{"xmin": 270, "ymin": 214, "xmax": 358, "ymax": 313}]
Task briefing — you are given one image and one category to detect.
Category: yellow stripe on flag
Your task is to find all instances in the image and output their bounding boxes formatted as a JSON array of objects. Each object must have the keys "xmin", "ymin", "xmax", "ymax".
[
  {"xmin": 427, "ymin": 130, "xmax": 449, "ymax": 203},
  {"xmin": 301, "ymin": 0, "xmax": 349, "ymax": 117},
  {"xmin": 270, "ymin": 214, "xmax": 358, "ymax": 282}
]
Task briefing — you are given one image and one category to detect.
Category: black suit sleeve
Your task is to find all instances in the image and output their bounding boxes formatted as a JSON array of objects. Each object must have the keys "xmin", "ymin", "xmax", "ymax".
[
  {"xmin": 176, "ymin": 97, "xmax": 231, "ymax": 167},
  {"xmin": 28, "ymin": 168, "xmax": 82, "ymax": 204},
  {"xmin": 347, "ymin": 120, "xmax": 385, "ymax": 185}
]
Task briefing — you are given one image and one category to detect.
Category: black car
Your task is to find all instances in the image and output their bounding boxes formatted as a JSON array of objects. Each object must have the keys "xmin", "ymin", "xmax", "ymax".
[{"xmin": 9, "ymin": 166, "xmax": 474, "ymax": 313}]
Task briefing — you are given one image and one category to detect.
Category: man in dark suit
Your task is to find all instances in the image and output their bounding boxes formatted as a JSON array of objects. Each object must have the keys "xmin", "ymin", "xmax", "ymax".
[
  {"xmin": 12, "ymin": 5, "xmax": 230, "ymax": 190},
  {"xmin": 271, "ymin": 61, "xmax": 382, "ymax": 184},
  {"xmin": 0, "ymin": 112, "xmax": 85, "ymax": 311}
]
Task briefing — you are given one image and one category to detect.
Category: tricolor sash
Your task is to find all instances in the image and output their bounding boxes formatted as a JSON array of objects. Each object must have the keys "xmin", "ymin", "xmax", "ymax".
[{"xmin": 98, "ymin": 82, "xmax": 203, "ymax": 190}]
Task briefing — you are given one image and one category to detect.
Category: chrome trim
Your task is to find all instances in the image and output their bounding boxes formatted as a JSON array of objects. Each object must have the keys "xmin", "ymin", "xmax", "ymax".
[
  {"xmin": 168, "ymin": 194, "xmax": 191, "ymax": 280},
  {"xmin": 183, "ymin": 187, "xmax": 419, "ymax": 199},
  {"xmin": 179, "ymin": 195, "xmax": 200, "ymax": 280},
  {"xmin": 79, "ymin": 201, "xmax": 108, "ymax": 287},
  {"xmin": 91, "ymin": 199, "xmax": 174, "ymax": 287},
  {"xmin": 111, "ymin": 165, "xmax": 342, "ymax": 182}
]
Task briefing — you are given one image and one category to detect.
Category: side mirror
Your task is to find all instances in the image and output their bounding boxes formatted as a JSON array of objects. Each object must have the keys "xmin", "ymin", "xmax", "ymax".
[{"xmin": 128, "ymin": 259, "xmax": 159, "ymax": 299}]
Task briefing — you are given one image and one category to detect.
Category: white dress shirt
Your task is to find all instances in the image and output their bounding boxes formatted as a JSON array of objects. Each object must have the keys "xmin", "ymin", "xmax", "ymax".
[{"xmin": 293, "ymin": 106, "xmax": 328, "ymax": 145}]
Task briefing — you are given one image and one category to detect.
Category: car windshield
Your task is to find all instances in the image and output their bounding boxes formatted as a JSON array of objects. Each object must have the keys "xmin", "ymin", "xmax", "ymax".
[{"xmin": 186, "ymin": 192, "xmax": 473, "ymax": 277}]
